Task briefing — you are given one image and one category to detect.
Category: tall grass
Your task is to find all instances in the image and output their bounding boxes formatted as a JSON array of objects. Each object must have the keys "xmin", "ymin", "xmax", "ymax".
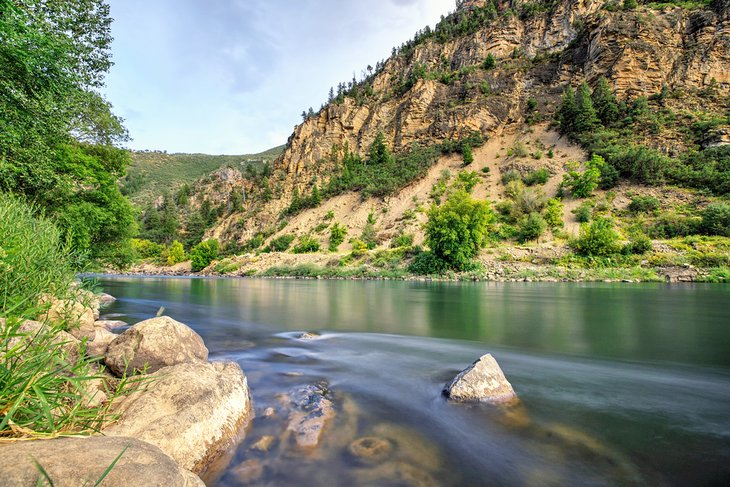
[{"xmin": 1, "ymin": 193, "xmax": 127, "ymax": 440}]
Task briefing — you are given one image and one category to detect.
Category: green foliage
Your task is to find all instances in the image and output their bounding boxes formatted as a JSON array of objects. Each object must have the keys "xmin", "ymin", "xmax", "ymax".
[
  {"xmin": 425, "ymin": 190, "xmax": 494, "ymax": 270},
  {"xmin": 591, "ymin": 77, "xmax": 620, "ymax": 126},
  {"xmin": 624, "ymin": 232, "xmax": 652, "ymax": 254},
  {"xmin": 391, "ymin": 233, "xmax": 415, "ymax": 248},
  {"xmin": 190, "ymin": 239, "xmax": 219, "ymax": 272},
  {"xmin": 324, "ymin": 210, "xmax": 335, "ymax": 220},
  {"xmin": 368, "ymin": 132, "xmax": 394, "ymax": 165},
  {"xmin": 647, "ymin": 213, "xmax": 702, "ymax": 238},
  {"xmin": 361, "ymin": 222, "xmax": 379, "ymax": 250},
  {"xmin": 571, "ymin": 217, "xmax": 621, "ymax": 256},
  {"xmin": 563, "ymin": 155, "xmax": 604, "ymax": 198},
  {"xmin": 292, "ymin": 235, "xmax": 321, "ymax": 254},
  {"xmin": 407, "ymin": 250, "xmax": 449, "ymax": 275},
  {"xmin": 574, "ymin": 82, "xmax": 601, "ymax": 134},
  {"xmin": 623, "ymin": 0, "xmax": 638, "ymax": 9},
  {"xmin": 557, "ymin": 86, "xmax": 577, "ymax": 134},
  {"xmin": 165, "ymin": 240, "xmax": 186, "ymax": 266},
  {"xmin": 545, "ymin": 198, "xmax": 564, "ymax": 228},
  {"xmin": 329, "ymin": 223, "xmax": 348, "ymax": 251},
  {"xmin": 482, "ymin": 53, "xmax": 497, "ymax": 70},
  {"xmin": 523, "ymin": 167, "xmax": 550, "ymax": 186},
  {"xmin": 462, "ymin": 143, "xmax": 474, "ymax": 165},
  {"xmin": 507, "ymin": 142, "xmax": 529, "ymax": 158},
  {"xmin": 501, "ymin": 169, "xmax": 522, "ymax": 185},
  {"xmin": 628, "ymin": 195, "xmax": 661, "ymax": 213},
  {"xmin": 267, "ymin": 234, "xmax": 296, "ymax": 252},
  {"xmin": 701, "ymin": 203, "xmax": 730, "ymax": 237},
  {"xmin": 517, "ymin": 212, "xmax": 547, "ymax": 243},
  {"xmin": 455, "ymin": 171, "xmax": 480, "ymax": 193},
  {"xmin": 131, "ymin": 239, "xmax": 163, "ymax": 260},
  {"xmin": 574, "ymin": 202, "xmax": 594, "ymax": 223}
]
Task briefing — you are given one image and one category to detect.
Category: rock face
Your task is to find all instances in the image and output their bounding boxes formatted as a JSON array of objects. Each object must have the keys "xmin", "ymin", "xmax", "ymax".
[
  {"xmin": 104, "ymin": 316, "xmax": 208, "ymax": 375},
  {"xmin": 104, "ymin": 361, "xmax": 252, "ymax": 475},
  {"xmin": 0, "ymin": 436, "xmax": 204, "ymax": 487},
  {"xmin": 443, "ymin": 353, "xmax": 517, "ymax": 404}
]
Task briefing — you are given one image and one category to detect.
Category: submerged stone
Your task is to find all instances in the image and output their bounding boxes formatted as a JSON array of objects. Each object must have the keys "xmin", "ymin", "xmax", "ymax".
[
  {"xmin": 443, "ymin": 353, "xmax": 517, "ymax": 404},
  {"xmin": 285, "ymin": 382, "xmax": 335, "ymax": 450},
  {"xmin": 348, "ymin": 436, "xmax": 393, "ymax": 465}
]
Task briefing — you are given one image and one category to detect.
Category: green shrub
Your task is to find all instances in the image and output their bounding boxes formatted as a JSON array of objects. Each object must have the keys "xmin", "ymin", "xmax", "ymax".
[
  {"xmin": 517, "ymin": 212, "xmax": 547, "ymax": 243},
  {"xmin": 131, "ymin": 238, "xmax": 163, "ymax": 260},
  {"xmin": 482, "ymin": 53, "xmax": 496, "ymax": 70},
  {"xmin": 563, "ymin": 155, "xmax": 603, "ymax": 198},
  {"xmin": 391, "ymin": 233, "xmax": 415, "ymax": 248},
  {"xmin": 329, "ymin": 223, "xmax": 348, "ymax": 251},
  {"xmin": 407, "ymin": 250, "xmax": 449, "ymax": 275},
  {"xmin": 522, "ymin": 168, "xmax": 550, "ymax": 186},
  {"xmin": 647, "ymin": 214, "xmax": 702, "ymax": 238},
  {"xmin": 571, "ymin": 217, "xmax": 621, "ymax": 256},
  {"xmin": 455, "ymin": 170, "xmax": 480, "ymax": 193},
  {"xmin": 628, "ymin": 195, "xmax": 660, "ymax": 214},
  {"xmin": 574, "ymin": 202, "xmax": 593, "ymax": 223},
  {"xmin": 507, "ymin": 142, "xmax": 529, "ymax": 158},
  {"xmin": 165, "ymin": 240, "xmax": 186, "ymax": 266},
  {"xmin": 350, "ymin": 239, "xmax": 368, "ymax": 257},
  {"xmin": 190, "ymin": 239, "xmax": 219, "ymax": 271},
  {"xmin": 501, "ymin": 169, "xmax": 522, "ymax": 185},
  {"xmin": 545, "ymin": 198, "xmax": 564, "ymax": 228},
  {"xmin": 292, "ymin": 235, "xmax": 320, "ymax": 254},
  {"xmin": 701, "ymin": 203, "xmax": 730, "ymax": 237},
  {"xmin": 462, "ymin": 143, "xmax": 474, "ymax": 165},
  {"xmin": 624, "ymin": 233, "xmax": 652, "ymax": 255},
  {"xmin": 425, "ymin": 190, "xmax": 494, "ymax": 270},
  {"xmin": 267, "ymin": 234, "xmax": 296, "ymax": 252},
  {"xmin": 361, "ymin": 222, "xmax": 379, "ymax": 250}
]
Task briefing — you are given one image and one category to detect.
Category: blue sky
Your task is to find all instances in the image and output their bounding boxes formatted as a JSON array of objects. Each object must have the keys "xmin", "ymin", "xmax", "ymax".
[{"xmin": 103, "ymin": 0, "xmax": 453, "ymax": 155}]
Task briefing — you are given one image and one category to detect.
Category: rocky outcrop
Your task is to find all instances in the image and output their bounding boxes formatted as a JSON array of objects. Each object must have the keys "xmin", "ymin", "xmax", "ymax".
[
  {"xmin": 104, "ymin": 316, "xmax": 208, "ymax": 375},
  {"xmin": 104, "ymin": 361, "xmax": 252, "ymax": 475},
  {"xmin": 443, "ymin": 353, "xmax": 517, "ymax": 404},
  {"xmin": 0, "ymin": 436, "xmax": 204, "ymax": 487}
]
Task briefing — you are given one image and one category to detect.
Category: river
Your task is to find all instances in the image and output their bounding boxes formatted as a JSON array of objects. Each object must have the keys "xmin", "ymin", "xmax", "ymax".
[{"xmin": 97, "ymin": 277, "xmax": 730, "ymax": 486}]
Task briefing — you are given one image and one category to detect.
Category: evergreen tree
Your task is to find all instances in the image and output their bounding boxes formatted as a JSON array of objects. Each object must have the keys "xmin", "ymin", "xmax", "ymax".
[
  {"xmin": 574, "ymin": 82, "xmax": 600, "ymax": 134},
  {"xmin": 591, "ymin": 77, "xmax": 619, "ymax": 126},
  {"xmin": 310, "ymin": 184, "xmax": 322, "ymax": 206},
  {"xmin": 557, "ymin": 86, "xmax": 577, "ymax": 135},
  {"xmin": 462, "ymin": 143, "xmax": 474, "ymax": 165},
  {"xmin": 368, "ymin": 132, "xmax": 393, "ymax": 165}
]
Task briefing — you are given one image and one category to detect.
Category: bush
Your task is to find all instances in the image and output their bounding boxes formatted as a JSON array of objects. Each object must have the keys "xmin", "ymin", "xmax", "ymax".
[
  {"xmin": 571, "ymin": 217, "xmax": 621, "ymax": 257},
  {"xmin": 544, "ymin": 198, "xmax": 564, "ymax": 228},
  {"xmin": 522, "ymin": 167, "xmax": 550, "ymax": 186},
  {"xmin": 563, "ymin": 155, "xmax": 603, "ymax": 198},
  {"xmin": 482, "ymin": 53, "xmax": 496, "ymax": 70},
  {"xmin": 647, "ymin": 214, "xmax": 702, "ymax": 238},
  {"xmin": 702, "ymin": 203, "xmax": 730, "ymax": 237},
  {"xmin": 361, "ymin": 222, "xmax": 378, "ymax": 250},
  {"xmin": 624, "ymin": 233, "xmax": 652, "ymax": 255},
  {"xmin": 165, "ymin": 240, "xmax": 187, "ymax": 265},
  {"xmin": 329, "ymin": 223, "xmax": 348, "ymax": 251},
  {"xmin": 628, "ymin": 195, "xmax": 660, "ymax": 214},
  {"xmin": 292, "ymin": 235, "xmax": 320, "ymax": 254},
  {"xmin": 425, "ymin": 190, "xmax": 494, "ymax": 270},
  {"xmin": 391, "ymin": 233, "xmax": 415, "ymax": 248},
  {"xmin": 574, "ymin": 202, "xmax": 593, "ymax": 223},
  {"xmin": 190, "ymin": 239, "xmax": 219, "ymax": 271},
  {"xmin": 407, "ymin": 250, "xmax": 449, "ymax": 275},
  {"xmin": 267, "ymin": 234, "xmax": 296, "ymax": 252},
  {"xmin": 501, "ymin": 169, "xmax": 522, "ymax": 185},
  {"xmin": 462, "ymin": 143, "xmax": 474, "ymax": 165},
  {"xmin": 517, "ymin": 212, "xmax": 547, "ymax": 243},
  {"xmin": 455, "ymin": 170, "xmax": 480, "ymax": 193},
  {"xmin": 132, "ymin": 238, "xmax": 163, "ymax": 260}
]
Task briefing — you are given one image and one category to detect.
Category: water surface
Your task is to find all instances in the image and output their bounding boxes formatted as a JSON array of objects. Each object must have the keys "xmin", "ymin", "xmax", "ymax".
[{"xmin": 98, "ymin": 277, "xmax": 730, "ymax": 486}]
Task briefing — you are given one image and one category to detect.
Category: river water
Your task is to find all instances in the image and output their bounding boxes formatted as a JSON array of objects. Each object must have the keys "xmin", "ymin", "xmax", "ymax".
[{"xmin": 97, "ymin": 277, "xmax": 730, "ymax": 486}]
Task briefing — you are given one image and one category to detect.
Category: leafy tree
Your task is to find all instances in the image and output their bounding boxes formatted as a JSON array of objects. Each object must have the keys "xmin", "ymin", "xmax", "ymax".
[
  {"xmin": 455, "ymin": 170, "xmax": 480, "ymax": 193},
  {"xmin": 166, "ymin": 240, "xmax": 186, "ymax": 265},
  {"xmin": 425, "ymin": 190, "xmax": 494, "ymax": 270},
  {"xmin": 563, "ymin": 155, "xmax": 604, "ymax": 198},
  {"xmin": 701, "ymin": 203, "xmax": 730, "ymax": 236},
  {"xmin": 571, "ymin": 217, "xmax": 620, "ymax": 256},
  {"xmin": 544, "ymin": 198, "xmax": 564, "ymax": 228},
  {"xmin": 591, "ymin": 77, "xmax": 620, "ymax": 126},
  {"xmin": 190, "ymin": 239, "xmax": 219, "ymax": 271},
  {"xmin": 292, "ymin": 235, "xmax": 320, "ymax": 254},
  {"xmin": 574, "ymin": 82, "xmax": 600, "ymax": 134},
  {"xmin": 329, "ymin": 223, "xmax": 348, "ymax": 251},
  {"xmin": 267, "ymin": 234, "xmax": 296, "ymax": 252},
  {"xmin": 517, "ymin": 212, "xmax": 547, "ymax": 243}
]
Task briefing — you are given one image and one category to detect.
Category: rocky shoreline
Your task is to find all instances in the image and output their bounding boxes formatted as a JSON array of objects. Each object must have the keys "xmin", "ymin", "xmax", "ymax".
[{"xmin": 1, "ymin": 292, "xmax": 253, "ymax": 486}]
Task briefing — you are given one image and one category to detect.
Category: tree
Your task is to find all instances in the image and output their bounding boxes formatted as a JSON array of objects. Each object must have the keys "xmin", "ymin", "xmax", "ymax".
[
  {"xmin": 557, "ymin": 86, "xmax": 577, "ymax": 134},
  {"xmin": 166, "ymin": 240, "xmax": 186, "ymax": 265},
  {"xmin": 591, "ymin": 77, "xmax": 620, "ymax": 126},
  {"xmin": 574, "ymin": 82, "xmax": 600, "ymax": 134},
  {"xmin": 310, "ymin": 184, "xmax": 322, "ymax": 207},
  {"xmin": 425, "ymin": 190, "xmax": 494, "ymax": 270},
  {"xmin": 190, "ymin": 239, "xmax": 219, "ymax": 272},
  {"xmin": 329, "ymin": 223, "xmax": 348, "ymax": 251},
  {"xmin": 462, "ymin": 143, "xmax": 474, "ymax": 165},
  {"xmin": 571, "ymin": 217, "xmax": 620, "ymax": 256},
  {"xmin": 482, "ymin": 53, "xmax": 496, "ymax": 70},
  {"xmin": 563, "ymin": 155, "xmax": 604, "ymax": 198},
  {"xmin": 368, "ymin": 132, "xmax": 393, "ymax": 165}
]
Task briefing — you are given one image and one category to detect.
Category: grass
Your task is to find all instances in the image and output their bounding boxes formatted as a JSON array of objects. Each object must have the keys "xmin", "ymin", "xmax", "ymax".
[{"xmin": 1, "ymin": 193, "xmax": 132, "ymax": 440}]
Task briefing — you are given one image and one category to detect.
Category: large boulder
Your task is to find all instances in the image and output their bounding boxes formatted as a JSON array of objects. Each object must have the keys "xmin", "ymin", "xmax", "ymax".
[
  {"xmin": 443, "ymin": 353, "xmax": 517, "ymax": 404},
  {"xmin": 0, "ymin": 436, "xmax": 204, "ymax": 486},
  {"xmin": 87, "ymin": 328, "xmax": 118, "ymax": 357},
  {"xmin": 104, "ymin": 316, "xmax": 208, "ymax": 376},
  {"xmin": 104, "ymin": 361, "xmax": 252, "ymax": 475}
]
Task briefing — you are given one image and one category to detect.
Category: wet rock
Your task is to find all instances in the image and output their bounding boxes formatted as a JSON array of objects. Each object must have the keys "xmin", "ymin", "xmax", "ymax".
[
  {"xmin": 104, "ymin": 316, "xmax": 208, "ymax": 376},
  {"xmin": 285, "ymin": 382, "xmax": 335, "ymax": 451},
  {"xmin": 348, "ymin": 436, "xmax": 393, "ymax": 465},
  {"xmin": 371, "ymin": 423, "xmax": 442, "ymax": 472},
  {"xmin": 298, "ymin": 331, "xmax": 321, "ymax": 340},
  {"xmin": 94, "ymin": 319, "xmax": 127, "ymax": 330},
  {"xmin": 231, "ymin": 459, "xmax": 263, "ymax": 484},
  {"xmin": 104, "ymin": 361, "xmax": 252, "ymax": 475},
  {"xmin": 443, "ymin": 353, "xmax": 517, "ymax": 404},
  {"xmin": 0, "ymin": 436, "xmax": 204, "ymax": 487},
  {"xmin": 356, "ymin": 461, "xmax": 438, "ymax": 487},
  {"xmin": 98, "ymin": 292, "xmax": 117, "ymax": 305},
  {"xmin": 263, "ymin": 407, "xmax": 276, "ymax": 417},
  {"xmin": 250, "ymin": 435, "xmax": 276, "ymax": 453}
]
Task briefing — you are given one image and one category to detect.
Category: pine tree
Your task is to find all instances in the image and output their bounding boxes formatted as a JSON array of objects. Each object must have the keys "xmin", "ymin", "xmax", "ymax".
[
  {"xmin": 574, "ymin": 82, "xmax": 600, "ymax": 134},
  {"xmin": 591, "ymin": 77, "xmax": 619, "ymax": 126},
  {"xmin": 368, "ymin": 132, "xmax": 393, "ymax": 165},
  {"xmin": 557, "ymin": 86, "xmax": 577, "ymax": 135},
  {"xmin": 310, "ymin": 184, "xmax": 322, "ymax": 206}
]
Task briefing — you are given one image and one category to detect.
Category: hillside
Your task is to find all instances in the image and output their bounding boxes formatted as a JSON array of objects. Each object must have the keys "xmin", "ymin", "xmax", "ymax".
[
  {"xmin": 121, "ymin": 146, "xmax": 284, "ymax": 206},
  {"xmin": 132, "ymin": 0, "xmax": 730, "ymax": 279}
]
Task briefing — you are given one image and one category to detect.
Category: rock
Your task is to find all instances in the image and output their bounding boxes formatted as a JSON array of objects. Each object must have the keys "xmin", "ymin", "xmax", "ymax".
[
  {"xmin": 231, "ymin": 459, "xmax": 263, "ymax": 484},
  {"xmin": 443, "ymin": 353, "xmax": 517, "ymax": 404},
  {"xmin": 39, "ymin": 296, "xmax": 96, "ymax": 340},
  {"xmin": 104, "ymin": 316, "xmax": 208, "ymax": 376},
  {"xmin": 250, "ymin": 435, "xmax": 276, "ymax": 453},
  {"xmin": 348, "ymin": 436, "xmax": 393, "ymax": 465},
  {"xmin": 0, "ymin": 436, "xmax": 204, "ymax": 487},
  {"xmin": 297, "ymin": 331, "xmax": 321, "ymax": 340},
  {"xmin": 3, "ymin": 320, "xmax": 80, "ymax": 364},
  {"xmin": 87, "ymin": 328, "xmax": 118, "ymax": 357},
  {"xmin": 663, "ymin": 266, "xmax": 700, "ymax": 283},
  {"xmin": 98, "ymin": 292, "xmax": 117, "ymax": 305},
  {"xmin": 94, "ymin": 319, "xmax": 127, "ymax": 330},
  {"xmin": 284, "ymin": 382, "xmax": 335, "ymax": 451},
  {"xmin": 104, "ymin": 361, "xmax": 252, "ymax": 475},
  {"xmin": 263, "ymin": 407, "xmax": 276, "ymax": 417}
]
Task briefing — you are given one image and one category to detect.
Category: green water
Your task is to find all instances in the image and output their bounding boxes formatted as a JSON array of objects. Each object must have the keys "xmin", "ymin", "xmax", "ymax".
[{"xmin": 99, "ymin": 277, "xmax": 730, "ymax": 486}]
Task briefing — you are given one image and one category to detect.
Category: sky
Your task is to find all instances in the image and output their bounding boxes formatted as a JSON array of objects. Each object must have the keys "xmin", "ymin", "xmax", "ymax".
[{"xmin": 102, "ymin": 0, "xmax": 454, "ymax": 155}]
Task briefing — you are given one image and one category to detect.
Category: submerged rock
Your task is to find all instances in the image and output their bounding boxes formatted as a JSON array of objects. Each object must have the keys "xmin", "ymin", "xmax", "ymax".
[
  {"xmin": 348, "ymin": 436, "xmax": 393, "ymax": 465},
  {"xmin": 285, "ymin": 382, "xmax": 335, "ymax": 451},
  {"xmin": 104, "ymin": 316, "xmax": 208, "ymax": 376},
  {"xmin": 104, "ymin": 361, "xmax": 252, "ymax": 475},
  {"xmin": 0, "ymin": 436, "xmax": 204, "ymax": 487},
  {"xmin": 297, "ymin": 331, "xmax": 321, "ymax": 340},
  {"xmin": 443, "ymin": 353, "xmax": 517, "ymax": 404},
  {"xmin": 250, "ymin": 435, "xmax": 276, "ymax": 453}
]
